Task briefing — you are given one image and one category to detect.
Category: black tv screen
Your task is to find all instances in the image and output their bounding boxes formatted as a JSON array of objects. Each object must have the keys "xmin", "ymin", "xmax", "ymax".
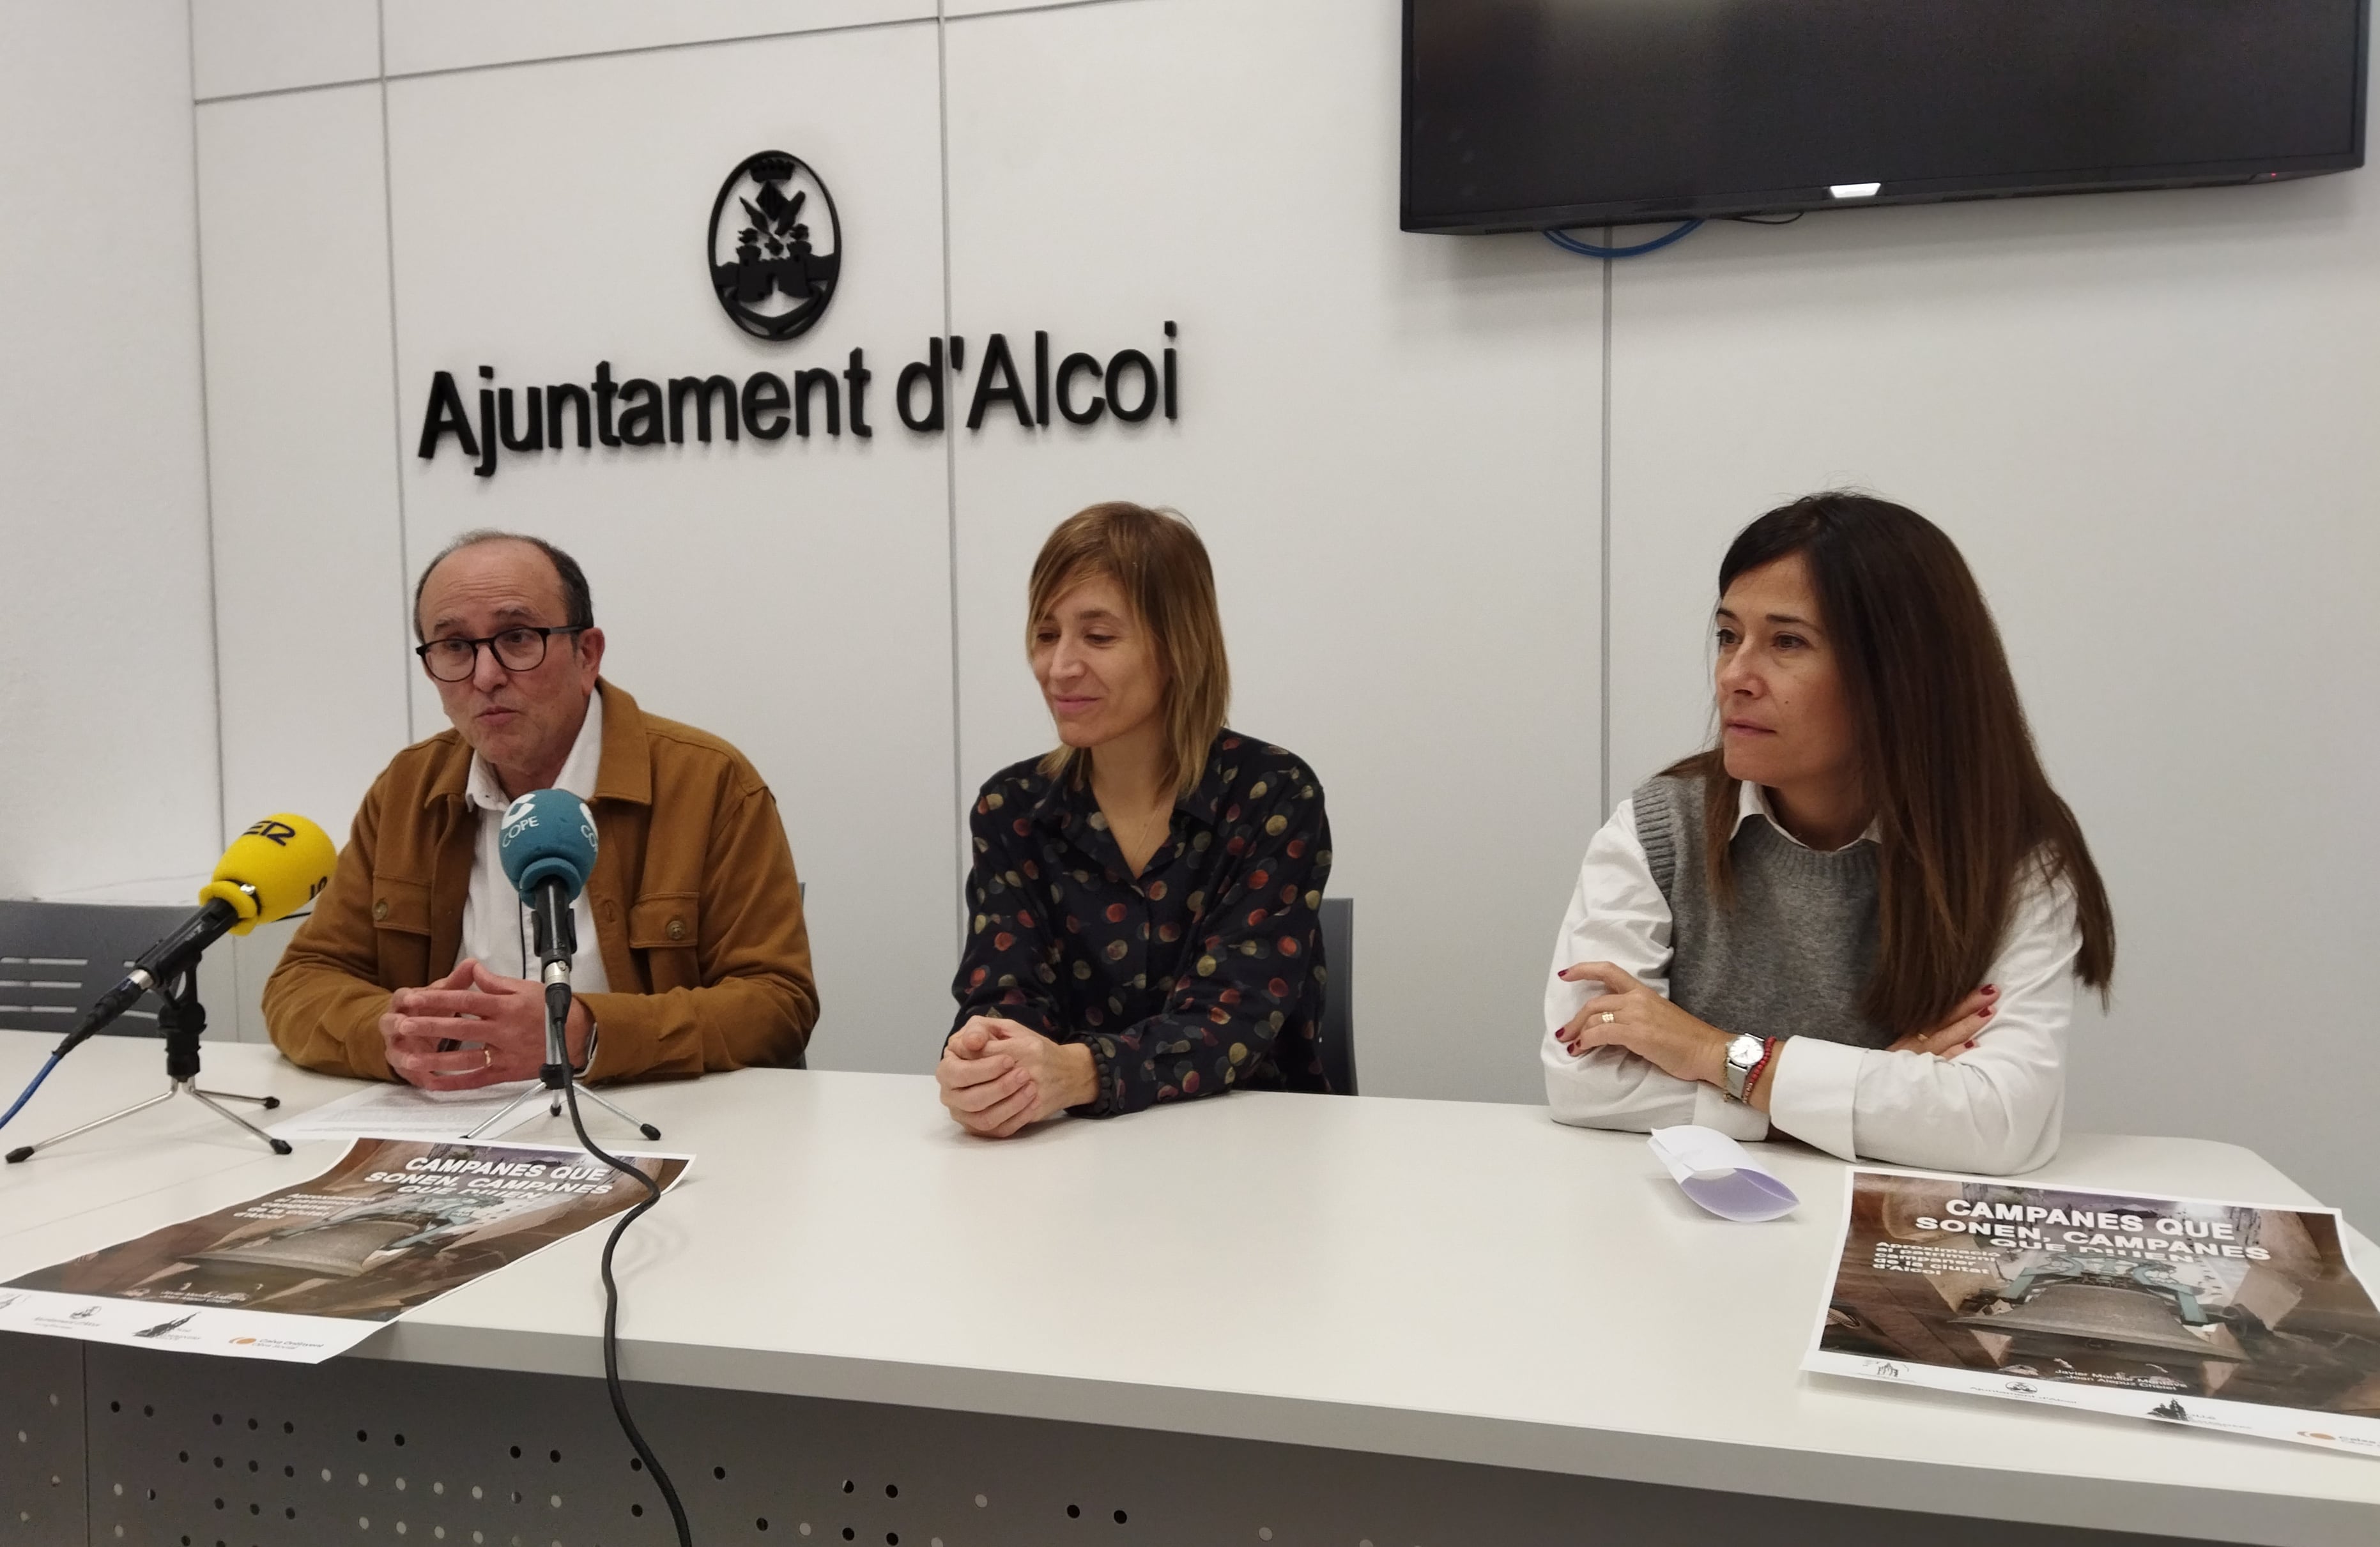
[{"xmin": 1402, "ymin": 1, "xmax": 2370, "ymax": 232}]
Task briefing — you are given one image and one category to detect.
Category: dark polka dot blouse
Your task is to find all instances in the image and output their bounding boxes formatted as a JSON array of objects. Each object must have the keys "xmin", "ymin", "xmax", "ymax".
[{"xmin": 951, "ymin": 731, "xmax": 1334, "ymax": 1115}]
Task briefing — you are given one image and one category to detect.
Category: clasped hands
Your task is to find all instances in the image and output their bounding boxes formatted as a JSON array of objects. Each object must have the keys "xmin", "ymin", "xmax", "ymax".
[
  {"xmin": 935, "ymin": 1016, "xmax": 1098, "ymax": 1139},
  {"xmin": 1551, "ymin": 961, "xmax": 1999, "ymax": 1090},
  {"xmin": 380, "ymin": 957, "xmax": 592, "ymax": 1090}
]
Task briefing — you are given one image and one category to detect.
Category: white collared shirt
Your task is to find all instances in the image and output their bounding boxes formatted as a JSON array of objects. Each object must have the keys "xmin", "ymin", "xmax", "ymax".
[
  {"xmin": 457, "ymin": 689, "xmax": 610, "ymax": 993},
  {"xmin": 1540, "ymin": 779, "xmax": 2078, "ymax": 1175}
]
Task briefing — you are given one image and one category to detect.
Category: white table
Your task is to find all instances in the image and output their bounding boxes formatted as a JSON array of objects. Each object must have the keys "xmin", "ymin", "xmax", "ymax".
[{"xmin": 3, "ymin": 1029, "xmax": 2376, "ymax": 1547}]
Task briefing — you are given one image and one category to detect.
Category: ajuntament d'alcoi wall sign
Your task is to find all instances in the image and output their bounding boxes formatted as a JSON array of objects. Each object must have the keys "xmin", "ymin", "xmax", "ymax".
[
  {"xmin": 413, "ymin": 149, "xmax": 1179, "ymax": 480},
  {"xmin": 416, "ymin": 330, "xmax": 1179, "ymax": 480}
]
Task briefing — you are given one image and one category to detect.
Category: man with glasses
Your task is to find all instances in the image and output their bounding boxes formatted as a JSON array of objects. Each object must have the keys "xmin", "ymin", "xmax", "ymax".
[{"xmin": 264, "ymin": 530, "xmax": 817, "ymax": 1088}]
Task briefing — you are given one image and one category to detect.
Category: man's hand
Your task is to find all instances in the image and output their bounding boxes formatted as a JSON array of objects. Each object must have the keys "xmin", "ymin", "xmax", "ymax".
[
  {"xmin": 381, "ymin": 958, "xmax": 591, "ymax": 1090},
  {"xmin": 935, "ymin": 1016, "xmax": 1096, "ymax": 1139}
]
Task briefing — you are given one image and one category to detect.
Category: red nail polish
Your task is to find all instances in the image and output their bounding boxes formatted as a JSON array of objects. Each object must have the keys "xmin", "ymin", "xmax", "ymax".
[
  {"xmin": 1963, "ymin": 1040, "xmax": 1976, "ymax": 1049},
  {"xmin": 1983, "ymin": 984, "xmax": 1999, "ymax": 996},
  {"xmin": 1981, "ymin": 1005, "xmax": 1994, "ymax": 1018}
]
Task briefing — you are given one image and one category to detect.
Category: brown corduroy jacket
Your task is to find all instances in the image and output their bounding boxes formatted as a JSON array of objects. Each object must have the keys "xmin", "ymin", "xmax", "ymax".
[{"xmin": 263, "ymin": 681, "xmax": 817, "ymax": 1083}]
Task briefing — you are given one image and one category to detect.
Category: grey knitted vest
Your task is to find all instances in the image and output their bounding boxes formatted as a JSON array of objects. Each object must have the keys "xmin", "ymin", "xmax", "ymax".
[{"xmin": 1633, "ymin": 773, "xmax": 1892, "ymax": 1049}]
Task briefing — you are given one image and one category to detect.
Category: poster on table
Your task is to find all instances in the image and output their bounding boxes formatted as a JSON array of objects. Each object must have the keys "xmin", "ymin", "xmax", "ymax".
[
  {"xmin": 1804, "ymin": 1168, "xmax": 2380, "ymax": 1458},
  {"xmin": 0, "ymin": 1136, "xmax": 689, "ymax": 1364}
]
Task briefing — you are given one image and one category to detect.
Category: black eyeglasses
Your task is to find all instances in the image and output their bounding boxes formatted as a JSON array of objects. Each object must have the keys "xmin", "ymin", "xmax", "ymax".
[{"xmin": 415, "ymin": 625, "xmax": 588, "ymax": 682}]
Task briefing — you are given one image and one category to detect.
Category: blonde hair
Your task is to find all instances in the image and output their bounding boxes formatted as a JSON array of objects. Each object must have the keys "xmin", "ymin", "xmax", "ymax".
[{"xmin": 1029, "ymin": 503, "xmax": 1230, "ymax": 798}]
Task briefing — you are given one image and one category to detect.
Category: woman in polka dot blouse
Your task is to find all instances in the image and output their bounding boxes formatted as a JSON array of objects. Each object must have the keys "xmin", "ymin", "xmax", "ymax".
[{"xmin": 937, "ymin": 502, "xmax": 1334, "ymax": 1137}]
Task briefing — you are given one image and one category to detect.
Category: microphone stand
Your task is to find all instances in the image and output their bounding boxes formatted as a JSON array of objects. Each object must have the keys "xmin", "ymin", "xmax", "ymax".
[
  {"xmin": 464, "ymin": 885, "xmax": 658, "ymax": 1143},
  {"xmin": 5, "ymin": 964, "xmax": 291, "ymax": 1164}
]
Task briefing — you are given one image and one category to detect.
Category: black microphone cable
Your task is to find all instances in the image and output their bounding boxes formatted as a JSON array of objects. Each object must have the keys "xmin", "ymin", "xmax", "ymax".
[{"xmin": 560, "ymin": 1072, "xmax": 693, "ymax": 1546}]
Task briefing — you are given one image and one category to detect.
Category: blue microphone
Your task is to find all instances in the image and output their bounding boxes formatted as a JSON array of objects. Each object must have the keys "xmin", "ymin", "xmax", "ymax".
[
  {"xmin": 501, "ymin": 788, "xmax": 597, "ymax": 897},
  {"xmin": 499, "ymin": 789, "xmax": 599, "ymax": 1037},
  {"xmin": 483, "ymin": 788, "xmax": 657, "ymax": 1136}
]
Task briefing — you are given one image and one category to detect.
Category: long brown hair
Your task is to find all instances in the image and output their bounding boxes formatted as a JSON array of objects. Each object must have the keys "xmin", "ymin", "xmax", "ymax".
[
  {"xmin": 1668, "ymin": 493, "xmax": 2114, "ymax": 1034},
  {"xmin": 1029, "ymin": 503, "xmax": 1231, "ymax": 798}
]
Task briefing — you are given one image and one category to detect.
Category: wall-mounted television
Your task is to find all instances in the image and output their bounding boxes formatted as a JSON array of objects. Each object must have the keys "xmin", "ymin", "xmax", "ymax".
[{"xmin": 1402, "ymin": 1, "xmax": 2370, "ymax": 233}]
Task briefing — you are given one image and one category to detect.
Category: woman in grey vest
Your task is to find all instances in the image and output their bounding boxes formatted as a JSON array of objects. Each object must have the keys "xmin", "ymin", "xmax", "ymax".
[{"xmin": 1542, "ymin": 494, "xmax": 2115, "ymax": 1174}]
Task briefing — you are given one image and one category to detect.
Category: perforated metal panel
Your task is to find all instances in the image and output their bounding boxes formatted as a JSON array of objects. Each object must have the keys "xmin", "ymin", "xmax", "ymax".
[
  {"xmin": 31, "ymin": 1341, "xmax": 2219, "ymax": 1547},
  {"xmin": 1, "ymin": 1332, "xmax": 86, "ymax": 1543}
]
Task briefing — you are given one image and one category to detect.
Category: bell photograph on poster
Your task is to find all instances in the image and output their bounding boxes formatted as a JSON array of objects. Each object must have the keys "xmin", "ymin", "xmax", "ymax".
[
  {"xmin": 0, "ymin": 1136, "xmax": 690, "ymax": 1364},
  {"xmin": 1806, "ymin": 1170, "xmax": 2380, "ymax": 1458}
]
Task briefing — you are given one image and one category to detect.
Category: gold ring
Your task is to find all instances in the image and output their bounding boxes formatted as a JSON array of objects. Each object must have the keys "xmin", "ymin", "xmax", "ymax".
[
  {"xmin": 1601, "ymin": 1011, "xmax": 1616, "ymax": 1025},
  {"xmin": 481, "ymin": 1047, "xmax": 495, "ymax": 1071}
]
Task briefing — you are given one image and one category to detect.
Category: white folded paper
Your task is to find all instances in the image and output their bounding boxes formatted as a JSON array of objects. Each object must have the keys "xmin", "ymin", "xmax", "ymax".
[
  {"xmin": 268, "ymin": 1079, "xmax": 547, "ymax": 1144},
  {"xmin": 1647, "ymin": 1124, "xmax": 1799, "ymax": 1221}
]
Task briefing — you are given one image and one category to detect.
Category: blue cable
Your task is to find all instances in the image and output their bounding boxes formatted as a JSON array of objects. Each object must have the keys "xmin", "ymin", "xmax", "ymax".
[
  {"xmin": 0, "ymin": 1055, "xmax": 63, "ymax": 1134},
  {"xmin": 1544, "ymin": 220, "xmax": 1705, "ymax": 259}
]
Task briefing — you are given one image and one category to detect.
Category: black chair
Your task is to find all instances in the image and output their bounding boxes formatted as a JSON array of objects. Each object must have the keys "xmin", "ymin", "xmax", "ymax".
[
  {"xmin": 0, "ymin": 899, "xmax": 190, "ymax": 1039},
  {"xmin": 1317, "ymin": 896, "xmax": 1356, "ymax": 1095}
]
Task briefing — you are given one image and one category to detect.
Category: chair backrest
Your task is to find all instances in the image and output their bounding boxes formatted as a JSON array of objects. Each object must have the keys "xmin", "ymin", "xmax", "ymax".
[
  {"xmin": 0, "ymin": 899, "xmax": 187, "ymax": 1038},
  {"xmin": 1317, "ymin": 896, "xmax": 1356, "ymax": 1096}
]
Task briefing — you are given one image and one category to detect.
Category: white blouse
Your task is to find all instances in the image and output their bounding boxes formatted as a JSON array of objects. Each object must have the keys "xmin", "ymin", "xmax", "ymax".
[{"xmin": 1540, "ymin": 781, "xmax": 2080, "ymax": 1175}]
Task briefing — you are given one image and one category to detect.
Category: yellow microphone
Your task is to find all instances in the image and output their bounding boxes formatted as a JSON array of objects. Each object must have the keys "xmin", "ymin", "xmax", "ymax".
[
  {"xmin": 198, "ymin": 814, "xmax": 337, "ymax": 933},
  {"xmin": 58, "ymin": 814, "xmax": 337, "ymax": 1052}
]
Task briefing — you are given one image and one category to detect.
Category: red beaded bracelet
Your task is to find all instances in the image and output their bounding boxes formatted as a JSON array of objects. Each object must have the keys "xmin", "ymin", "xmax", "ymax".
[{"xmin": 1742, "ymin": 1036, "xmax": 1779, "ymax": 1099}]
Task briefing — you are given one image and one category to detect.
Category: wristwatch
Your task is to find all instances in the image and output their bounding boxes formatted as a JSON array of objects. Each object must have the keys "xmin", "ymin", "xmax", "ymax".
[{"xmin": 1721, "ymin": 1033, "xmax": 1767, "ymax": 1102}]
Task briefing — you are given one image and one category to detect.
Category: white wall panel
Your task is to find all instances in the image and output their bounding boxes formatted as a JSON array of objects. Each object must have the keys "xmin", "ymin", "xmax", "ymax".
[
  {"xmin": 943, "ymin": 0, "xmax": 1116, "ymax": 15},
  {"xmin": 194, "ymin": 83, "xmax": 413, "ymax": 1042},
  {"xmin": 384, "ymin": 22, "xmax": 953, "ymax": 1071},
  {"xmin": 191, "ymin": 0, "xmax": 380, "ymax": 100},
  {"xmin": 1606, "ymin": 168, "xmax": 2380, "ymax": 1224},
  {"xmin": 944, "ymin": 0, "xmax": 1606, "ymax": 1104},
  {"xmin": 0, "ymin": 0, "xmax": 219, "ymax": 899},
  {"xmin": 195, "ymin": 86, "xmax": 412, "ymax": 866},
  {"xmin": 384, "ymin": 0, "xmax": 932, "ymax": 79}
]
